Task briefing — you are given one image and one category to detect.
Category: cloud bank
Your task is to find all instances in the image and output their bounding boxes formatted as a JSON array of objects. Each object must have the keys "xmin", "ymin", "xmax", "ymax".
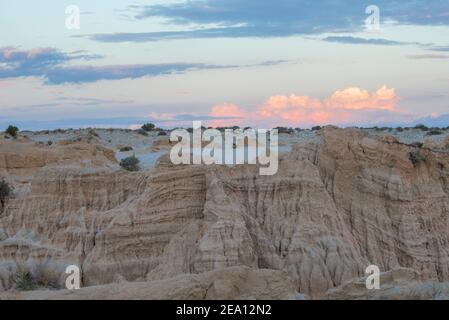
[
  {"xmin": 0, "ymin": 47, "xmax": 238, "ymax": 85},
  {"xmin": 79, "ymin": 1, "xmax": 449, "ymax": 43},
  {"xmin": 0, "ymin": 47, "xmax": 289, "ymax": 85},
  {"xmin": 203, "ymin": 86, "xmax": 408, "ymax": 128}
]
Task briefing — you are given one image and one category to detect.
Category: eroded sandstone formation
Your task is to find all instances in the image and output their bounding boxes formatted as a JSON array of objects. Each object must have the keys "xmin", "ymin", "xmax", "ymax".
[{"xmin": 1, "ymin": 127, "xmax": 449, "ymax": 299}]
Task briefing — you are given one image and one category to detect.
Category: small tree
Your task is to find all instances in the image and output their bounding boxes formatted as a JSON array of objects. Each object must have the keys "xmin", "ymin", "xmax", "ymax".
[
  {"xmin": 120, "ymin": 155, "xmax": 140, "ymax": 172},
  {"xmin": 6, "ymin": 125, "xmax": 19, "ymax": 138},
  {"xmin": 0, "ymin": 179, "xmax": 13, "ymax": 213},
  {"xmin": 141, "ymin": 123, "xmax": 156, "ymax": 132}
]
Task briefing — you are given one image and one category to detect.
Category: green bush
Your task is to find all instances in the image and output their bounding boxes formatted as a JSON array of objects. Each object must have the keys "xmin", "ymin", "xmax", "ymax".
[
  {"xmin": 88, "ymin": 129, "xmax": 99, "ymax": 137},
  {"xmin": 13, "ymin": 268, "xmax": 37, "ymax": 291},
  {"xmin": 412, "ymin": 142, "xmax": 424, "ymax": 148},
  {"xmin": 409, "ymin": 151, "xmax": 426, "ymax": 167},
  {"xmin": 14, "ymin": 265, "xmax": 61, "ymax": 290},
  {"xmin": 415, "ymin": 124, "xmax": 429, "ymax": 131},
  {"xmin": 274, "ymin": 127, "xmax": 294, "ymax": 134},
  {"xmin": 311, "ymin": 126, "xmax": 322, "ymax": 131},
  {"xmin": 426, "ymin": 130, "xmax": 443, "ymax": 136},
  {"xmin": 119, "ymin": 146, "xmax": 133, "ymax": 152},
  {"xmin": 120, "ymin": 155, "xmax": 140, "ymax": 172},
  {"xmin": 141, "ymin": 123, "xmax": 156, "ymax": 132},
  {"xmin": 136, "ymin": 129, "xmax": 149, "ymax": 136},
  {"xmin": 6, "ymin": 125, "xmax": 19, "ymax": 138},
  {"xmin": 158, "ymin": 131, "xmax": 167, "ymax": 136}
]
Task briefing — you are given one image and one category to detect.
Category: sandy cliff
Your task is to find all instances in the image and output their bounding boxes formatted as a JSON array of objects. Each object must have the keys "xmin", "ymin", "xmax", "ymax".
[{"xmin": 1, "ymin": 127, "xmax": 449, "ymax": 299}]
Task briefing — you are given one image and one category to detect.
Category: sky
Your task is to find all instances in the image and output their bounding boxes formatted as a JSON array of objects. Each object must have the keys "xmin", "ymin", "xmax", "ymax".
[{"xmin": 0, "ymin": 0, "xmax": 448, "ymax": 130}]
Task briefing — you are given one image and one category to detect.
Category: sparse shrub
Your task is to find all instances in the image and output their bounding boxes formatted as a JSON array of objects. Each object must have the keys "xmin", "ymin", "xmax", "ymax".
[
  {"xmin": 141, "ymin": 123, "xmax": 156, "ymax": 132},
  {"xmin": 274, "ymin": 127, "xmax": 294, "ymax": 134},
  {"xmin": 6, "ymin": 125, "xmax": 19, "ymax": 138},
  {"xmin": 415, "ymin": 124, "xmax": 429, "ymax": 131},
  {"xmin": 47, "ymin": 141, "xmax": 53, "ymax": 146},
  {"xmin": 396, "ymin": 127, "xmax": 404, "ymax": 132},
  {"xmin": 158, "ymin": 131, "xmax": 167, "ymax": 136},
  {"xmin": 311, "ymin": 126, "xmax": 322, "ymax": 131},
  {"xmin": 34, "ymin": 265, "xmax": 60, "ymax": 289},
  {"xmin": 88, "ymin": 129, "xmax": 99, "ymax": 137},
  {"xmin": 426, "ymin": 130, "xmax": 443, "ymax": 136},
  {"xmin": 409, "ymin": 150, "xmax": 426, "ymax": 167},
  {"xmin": 120, "ymin": 155, "xmax": 140, "ymax": 172},
  {"xmin": 412, "ymin": 142, "xmax": 424, "ymax": 148},
  {"xmin": 409, "ymin": 142, "xmax": 426, "ymax": 167},
  {"xmin": 0, "ymin": 179, "xmax": 13, "ymax": 213},
  {"xmin": 136, "ymin": 129, "xmax": 149, "ymax": 136},
  {"xmin": 119, "ymin": 146, "xmax": 133, "ymax": 152},
  {"xmin": 444, "ymin": 142, "xmax": 449, "ymax": 150},
  {"xmin": 13, "ymin": 268, "xmax": 37, "ymax": 291}
]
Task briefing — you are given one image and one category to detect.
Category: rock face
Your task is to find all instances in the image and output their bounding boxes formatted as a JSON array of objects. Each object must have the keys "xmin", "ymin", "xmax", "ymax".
[
  {"xmin": 303, "ymin": 129, "xmax": 449, "ymax": 283},
  {"xmin": 1, "ymin": 128, "xmax": 449, "ymax": 299}
]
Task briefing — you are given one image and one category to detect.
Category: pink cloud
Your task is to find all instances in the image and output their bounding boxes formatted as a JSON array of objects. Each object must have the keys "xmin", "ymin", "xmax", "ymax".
[
  {"xmin": 144, "ymin": 86, "xmax": 408, "ymax": 128},
  {"xmin": 324, "ymin": 86, "xmax": 397, "ymax": 110},
  {"xmin": 205, "ymin": 86, "xmax": 407, "ymax": 128},
  {"xmin": 208, "ymin": 103, "xmax": 248, "ymax": 127},
  {"xmin": 210, "ymin": 103, "xmax": 247, "ymax": 118},
  {"xmin": 256, "ymin": 95, "xmax": 324, "ymax": 124}
]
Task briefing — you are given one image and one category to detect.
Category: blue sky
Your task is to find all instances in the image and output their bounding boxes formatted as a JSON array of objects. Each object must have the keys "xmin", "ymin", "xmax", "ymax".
[{"xmin": 0, "ymin": 0, "xmax": 448, "ymax": 129}]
